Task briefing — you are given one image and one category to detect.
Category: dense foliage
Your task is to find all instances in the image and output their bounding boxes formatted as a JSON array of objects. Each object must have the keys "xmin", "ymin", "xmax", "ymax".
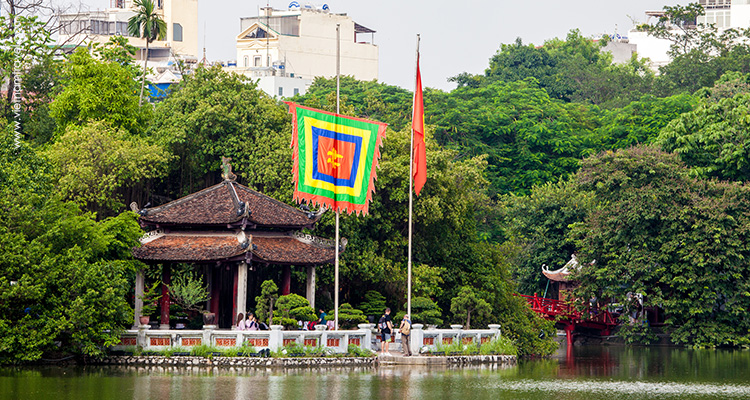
[
  {"xmin": 9, "ymin": 1, "xmax": 750, "ymax": 362},
  {"xmin": 572, "ymin": 147, "xmax": 750, "ymax": 347}
]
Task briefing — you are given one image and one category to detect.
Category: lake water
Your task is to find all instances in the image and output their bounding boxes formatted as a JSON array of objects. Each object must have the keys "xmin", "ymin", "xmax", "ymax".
[{"xmin": 2, "ymin": 345, "xmax": 750, "ymax": 400}]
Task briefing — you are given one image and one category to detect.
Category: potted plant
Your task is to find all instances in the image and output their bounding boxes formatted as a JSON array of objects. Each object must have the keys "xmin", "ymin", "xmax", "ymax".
[
  {"xmin": 168, "ymin": 272, "xmax": 211, "ymax": 326},
  {"xmin": 139, "ymin": 281, "xmax": 162, "ymax": 325}
]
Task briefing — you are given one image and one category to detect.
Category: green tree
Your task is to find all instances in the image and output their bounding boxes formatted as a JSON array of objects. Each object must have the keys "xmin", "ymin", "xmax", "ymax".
[
  {"xmin": 450, "ymin": 286, "xmax": 492, "ymax": 329},
  {"xmin": 428, "ymin": 78, "xmax": 599, "ymax": 195},
  {"xmin": 168, "ymin": 272, "xmax": 209, "ymax": 313},
  {"xmin": 572, "ymin": 146, "xmax": 750, "ymax": 346},
  {"xmin": 0, "ymin": 128, "xmax": 143, "ymax": 362},
  {"xmin": 499, "ymin": 179, "xmax": 595, "ymax": 295},
  {"xmin": 404, "ymin": 296, "xmax": 443, "ymax": 327},
  {"xmin": 657, "ymin": 74, "xmax": 750, "ymax": 181},
  {"xmin": 45, "ymin": 120, "xmax": 170, "ymax": 217},
  {"xmin": 358, "ymin": 290, "xmax": 386, "ymax": 321},
  {"xmin": 127, "ymin": 0, "xmax": 166, "ymax": 105},
  {"xmin": 50, "ymin": 49, "xmax": 148, "ymax": 136},
  {"xmin": 149, "ymin": 66, "xmax": 289, "ymax": 198},
  {"xmin": 326, "ymin": 303, "xmax": 367, "ymax": 329},
  {"xmin": 254, "ymin": 280, "xmax": 279, "ymax": 326},
  {"xmin": 275, "ymin": 293, "xmax": 316, "ymax": 321}
]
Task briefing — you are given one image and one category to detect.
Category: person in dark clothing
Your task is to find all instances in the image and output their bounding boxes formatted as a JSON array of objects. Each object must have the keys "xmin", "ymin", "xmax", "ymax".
[{"xmin": 378, "ymin": 308, "xmax": 393, "ymax": 355}]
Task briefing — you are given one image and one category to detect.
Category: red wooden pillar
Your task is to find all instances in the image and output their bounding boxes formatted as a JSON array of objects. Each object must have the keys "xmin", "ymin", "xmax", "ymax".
[
  {"xmin": 160, "ymin": 265, "xmax": 171, "ymax": 330},
  {"xmin": 281, "ymin": 266, "xmax": 291, "ymax": 295}
]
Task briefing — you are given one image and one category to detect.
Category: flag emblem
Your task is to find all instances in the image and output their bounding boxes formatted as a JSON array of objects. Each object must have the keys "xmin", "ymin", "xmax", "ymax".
[{"xmin": 287, "ymin": 103, "xmax": 387, "ymax": 215}]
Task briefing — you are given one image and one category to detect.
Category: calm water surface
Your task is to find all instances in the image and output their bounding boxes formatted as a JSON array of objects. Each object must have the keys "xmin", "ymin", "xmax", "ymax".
[{"xmin": 2, "ymin": 346, "xmax": 750, "ymax": 400}]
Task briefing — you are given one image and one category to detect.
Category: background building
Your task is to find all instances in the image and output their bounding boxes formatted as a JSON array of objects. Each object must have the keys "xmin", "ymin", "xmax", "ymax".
[
  {"xmin": 57, "ymin": 0, "xmax": 199, "ymax": 61},
  {"xmin": 228, "ymin": 3, "xmax": 379, "ymax": 98},
  {"xmin": 627, "ymin": 1, "xmax": 750, "ymax": 71}
]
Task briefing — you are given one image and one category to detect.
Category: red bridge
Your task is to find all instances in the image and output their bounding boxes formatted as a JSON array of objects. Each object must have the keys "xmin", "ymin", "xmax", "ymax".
[{"xmin": 516, "ymin": 293, "xmax": 617, "ymax": 346}]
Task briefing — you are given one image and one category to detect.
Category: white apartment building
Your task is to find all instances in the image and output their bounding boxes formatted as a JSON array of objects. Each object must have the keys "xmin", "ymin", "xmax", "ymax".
[
  {"xmin": 57, "ymin": 0, "xmax": 199, "ymax": 61},
  {"xmin": 628, "ymin": 0, "xmax": 750, "ymax": 70},
  {"xmin": 228, "ymin": 3, "xmax": 379, "ymax": 98}
]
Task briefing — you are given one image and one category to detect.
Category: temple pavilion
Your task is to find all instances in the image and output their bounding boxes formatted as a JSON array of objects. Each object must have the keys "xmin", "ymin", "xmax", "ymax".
[{"xmin": 131, "ymin": 164, "xmax": 340, "ymax": 329}]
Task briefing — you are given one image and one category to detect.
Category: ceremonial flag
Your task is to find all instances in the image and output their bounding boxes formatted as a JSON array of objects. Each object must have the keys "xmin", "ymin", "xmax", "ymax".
[
  {"xmin": 412, "ymin": 53, "xmax": 426, "ymax": 196},
  {"xmin": 287, "ymin": 102, "xmax": 387, "ymax": 215}
]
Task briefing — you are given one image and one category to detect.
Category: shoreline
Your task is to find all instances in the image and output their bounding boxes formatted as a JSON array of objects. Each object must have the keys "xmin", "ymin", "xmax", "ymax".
[{"xmin": 89, "ymin": 354, "xmax": 517, "ymax": 368}]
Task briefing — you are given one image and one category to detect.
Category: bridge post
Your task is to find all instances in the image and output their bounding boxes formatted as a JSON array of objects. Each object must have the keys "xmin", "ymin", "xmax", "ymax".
[{"xmin": 564, "ymin": 323, "xmax": 575, "ymax": 347}]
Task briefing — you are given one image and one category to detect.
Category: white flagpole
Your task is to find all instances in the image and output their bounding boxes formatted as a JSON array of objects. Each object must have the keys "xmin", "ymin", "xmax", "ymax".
[
  {"xmin": 408, "ymin": 35, "xmax": 420, "ymax": 320},
  {"xmin": 334, "ymin": 23, "xmax": 341, "ymax": 331}
]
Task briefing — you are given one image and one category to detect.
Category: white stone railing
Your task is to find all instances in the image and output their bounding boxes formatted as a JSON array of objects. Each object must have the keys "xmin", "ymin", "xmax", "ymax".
[
  {"xmin": 410, "ymin": 324, "xmax": 502, "ymax": 352},
  {"xmin": 111, "ymin": 323, "xmax": 500, "ymax": 354},
  {"xmin": 111, "ymin": 324, "xmax": 372, "ymax": 354}
]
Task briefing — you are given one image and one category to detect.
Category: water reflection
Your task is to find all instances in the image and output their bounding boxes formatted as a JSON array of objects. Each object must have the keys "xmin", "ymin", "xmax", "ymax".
[{"xmin": 2, "ymin": 347, "xmax": 750, "ymax": 400}]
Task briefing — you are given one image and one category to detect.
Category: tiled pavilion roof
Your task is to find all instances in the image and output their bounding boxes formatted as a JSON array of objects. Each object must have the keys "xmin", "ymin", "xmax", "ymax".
[
  {"xmin": 137, "ymin": 180, "xmax": 323, "ymax": 228},
  {"xmin": 132, "ymin": 231, "xmax": 338, "ymax": 265}
]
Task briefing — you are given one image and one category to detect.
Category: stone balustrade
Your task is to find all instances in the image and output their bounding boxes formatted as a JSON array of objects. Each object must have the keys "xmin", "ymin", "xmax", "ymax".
[
  {"xmin": 409, "ymin": 324, "xmax": 501, "ymax": 352},
  {"xmin": 112, "ymin": 324, "xmax": 372, "ymax": 354},
  {"xmin": 111, "ymin": 323, "xmax": 501, "ymax": 354}
]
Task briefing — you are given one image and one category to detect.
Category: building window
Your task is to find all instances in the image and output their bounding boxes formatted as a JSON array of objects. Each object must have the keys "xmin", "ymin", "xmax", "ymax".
[
  {"xmin": 173, "ymin": 23, "xmax": 183, "ymax": 42},
  {"xmin": 254, "ymin": 56, "xmax": 262, "ymax": 67},
  {"xmin": 267, "ymin": 55, "xmax": 271, "ymax": 66},
  {"xmin": 293, "ymin": 88, "xmax": 299, "ymax": 95},
  {"xmin": 244, "ymin": 56, "xmax": 249, "ymax": 67},
  {"xmin": 157, "ymin": 0, "xmax": 163, "ymax": 8},
  {"xmin": 278, "ymin": 87, "xmax": 283, "ymax": 96}
]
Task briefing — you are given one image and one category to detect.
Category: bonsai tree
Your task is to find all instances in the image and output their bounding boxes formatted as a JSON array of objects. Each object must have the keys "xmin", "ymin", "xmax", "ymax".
[
  {"xmin": 450, "ymin": 286, "xmax": 492, "ymax": 329},
  {"xmin": 274, "ymin": 293, "xmax": 316, "ymax": 329},
  {"xmin": 395, "ymin": 296, "xmax": 443, "ymax": 326},
  {"xmin": 358, "ymin": 290, "xmax": 386, "ymax": 322},
  {"xmin": 327, "ymin": 303, "xmax": 367, "ymax": 329},
  {"xmin": 167, "ymin": 273, "xmax": 210, "ymax": 314},
  {"xmin": 138, "ymin": 281, "xmax": 162, "ymax": 322},
  {"xmin": 255, "ymin": 280, "xmax": 279, "ymax": 326}
]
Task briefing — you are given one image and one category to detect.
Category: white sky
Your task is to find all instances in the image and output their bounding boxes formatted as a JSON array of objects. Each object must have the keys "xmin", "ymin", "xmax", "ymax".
[{"xmin": 79, "ymin": 0, "xmax": 684, "ymax": 91}]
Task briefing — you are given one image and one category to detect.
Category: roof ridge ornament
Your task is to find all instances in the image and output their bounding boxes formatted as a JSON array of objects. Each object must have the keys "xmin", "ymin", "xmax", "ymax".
[
  {"xmin": 292, "ymin": 231, "xmax": 345, "ymax": 249},
  {"xmin": 221, "ymin": 156, "xmax": 237, "ymax": 181}
]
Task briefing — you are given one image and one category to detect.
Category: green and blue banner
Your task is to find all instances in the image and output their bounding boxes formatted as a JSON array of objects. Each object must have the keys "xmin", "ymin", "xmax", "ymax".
[{"xmin": 286, "ymin": 102, "xmax": 387, "ymax": 215}]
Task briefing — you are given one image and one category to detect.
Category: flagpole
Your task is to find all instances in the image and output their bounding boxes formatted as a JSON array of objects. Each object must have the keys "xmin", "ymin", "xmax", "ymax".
[
  {"xmin": 408, "ymin": 34, "xmax": 420, "ymax": 320},
  {"xmin": 334, "ymin": 23, "xmax": 341, "ymax": 331}
]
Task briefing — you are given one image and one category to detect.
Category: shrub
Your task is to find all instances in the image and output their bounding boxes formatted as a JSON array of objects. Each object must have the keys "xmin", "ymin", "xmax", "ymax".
[
  {"xmin": 479, "ymin": 336, "xmax": 517, "ymax": 356},
  {"xmin": 275, "ymin": 293, "xmax": 316, "ymax": 322},
  {"xmin": 326, "ymin": 303, "xmax": 367, "ymax": 329},
  {"xmin": 358, "ymin": 290, "xmax": 386, "ymax": 320},
  {"xmin": 394, "ymin": 297, "xmax": 443, "ymax": 326}
]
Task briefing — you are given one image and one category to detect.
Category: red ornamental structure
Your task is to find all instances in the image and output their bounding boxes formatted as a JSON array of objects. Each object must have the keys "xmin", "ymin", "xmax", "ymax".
[
  {"xmin": 517, "ymin": 255, "xmax": 616, "ymax": 346},
  {"xmin": 131, "ymin": 162, "xmax": 341, "ymax": 329}
]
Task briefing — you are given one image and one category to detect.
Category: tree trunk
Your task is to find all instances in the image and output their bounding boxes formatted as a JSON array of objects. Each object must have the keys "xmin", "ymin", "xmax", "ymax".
[
  {"xmin": 139, "ymin": 40, "xmax": 149, "ymax": 106},
  {"xmin": 466, "ymin": 310, "xmax": 471, "ymax": 330}
]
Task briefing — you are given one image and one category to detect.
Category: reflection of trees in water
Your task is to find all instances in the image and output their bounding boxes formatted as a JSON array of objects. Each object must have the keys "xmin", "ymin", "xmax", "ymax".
[{"xmin": 552, "ymin": 346, "xmax": 750, "ymax": 383}]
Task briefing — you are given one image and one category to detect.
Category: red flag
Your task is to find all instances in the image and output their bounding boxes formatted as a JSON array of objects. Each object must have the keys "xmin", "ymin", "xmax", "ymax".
[{"xmin": 412, "ymin": 54, "xmax": 426, "ymax": 195}]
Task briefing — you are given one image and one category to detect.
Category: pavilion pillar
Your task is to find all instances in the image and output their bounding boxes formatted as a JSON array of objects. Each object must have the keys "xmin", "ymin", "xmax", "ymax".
[
  {"xmin": 133, "ymin": 268, "xmax": 145, "ymax": 329},
  {"xmin": 281, "ymin": 265, "xmax": 291, "ymax": 296},
  {"xmin": 236, "ymin": 262, "xmax": 248, "ymax": 324},
  {"xmin": 159, "ymin": 265, "xmax": 171, "ymax": 330},
  {"xmin": 306, "ymin": 265, "xmax": 316, "ymax": 310}
]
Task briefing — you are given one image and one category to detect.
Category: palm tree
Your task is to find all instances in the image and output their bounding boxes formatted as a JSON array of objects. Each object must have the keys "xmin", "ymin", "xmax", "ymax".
[{"xmin": 128, "ymin": 0, "xmax": 166, "ymax": 106}]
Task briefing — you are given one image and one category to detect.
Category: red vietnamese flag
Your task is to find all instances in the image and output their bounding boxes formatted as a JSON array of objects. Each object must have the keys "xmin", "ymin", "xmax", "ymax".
[{"xmin": 412, "ymin": 53, "xmax": 426, "ymax": 195}]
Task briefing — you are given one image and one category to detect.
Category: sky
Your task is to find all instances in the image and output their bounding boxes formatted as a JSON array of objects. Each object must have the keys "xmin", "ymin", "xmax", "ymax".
[{"xmin": 80, "ymin": 0, "xmax": 684, "ymax": 91}]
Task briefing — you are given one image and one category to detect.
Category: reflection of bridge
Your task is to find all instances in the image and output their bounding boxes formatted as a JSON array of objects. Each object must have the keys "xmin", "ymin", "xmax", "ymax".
[{"xmin": 517, "ymin": 293, "xmax": 617, "ymax": 346}]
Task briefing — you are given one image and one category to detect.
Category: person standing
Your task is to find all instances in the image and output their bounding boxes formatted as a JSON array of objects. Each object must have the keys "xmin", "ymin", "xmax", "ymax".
[
  {"xmin": 399, "ymin": 314, "xmax": 412, "ymax": 356},
  {"xmin": 317, "ymin": 308, "xmax": 327, "ymax": 327},
  {"xmin": 378, "ymin": 308, "xmax": 393, "ymax": 355}
]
